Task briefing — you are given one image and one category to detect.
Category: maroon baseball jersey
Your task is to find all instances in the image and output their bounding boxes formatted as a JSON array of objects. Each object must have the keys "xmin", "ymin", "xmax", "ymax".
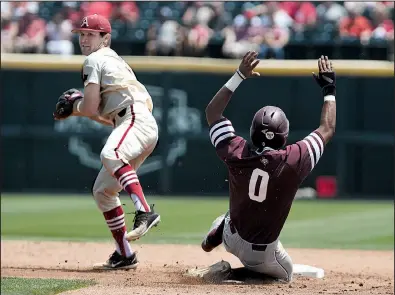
[{"xmin": 209, "ymin": 117, "xmax": 325, "ymax": 244}]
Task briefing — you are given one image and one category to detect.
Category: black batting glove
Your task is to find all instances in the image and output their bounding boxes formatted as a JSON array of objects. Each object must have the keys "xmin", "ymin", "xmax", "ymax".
[{"xmin": 312, "ymin": 55, "xmax": 336, "ymax": 96}]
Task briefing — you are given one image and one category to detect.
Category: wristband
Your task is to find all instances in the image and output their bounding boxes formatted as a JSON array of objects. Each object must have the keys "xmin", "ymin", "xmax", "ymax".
[
  {"xmin": 225, "ymin": 70, "xmax": 245, "ymax": 92},
  {"xmin": 324, "ymin": 95, "xmax": 336, "ymax": 102}
]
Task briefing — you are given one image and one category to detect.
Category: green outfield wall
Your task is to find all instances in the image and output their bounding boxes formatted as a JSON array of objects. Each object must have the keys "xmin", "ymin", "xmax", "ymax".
[{"xmin": 1, "ymin": 55, "xmax": 394, "ymax": 198}]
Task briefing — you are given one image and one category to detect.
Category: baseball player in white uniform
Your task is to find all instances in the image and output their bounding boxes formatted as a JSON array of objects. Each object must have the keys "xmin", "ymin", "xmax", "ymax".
[{"xmin": 53, "ymin": 14, "xmax": 160, "ymax": 270}]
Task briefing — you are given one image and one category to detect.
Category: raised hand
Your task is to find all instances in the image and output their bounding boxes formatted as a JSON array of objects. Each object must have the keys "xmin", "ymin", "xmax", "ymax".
[
  {"xmin": 312, "ymin": 55, "xmax": 336, "ymax": 96},
  {"xmin": 238, "ymin": 51, "xmax": 261, "ymax": 79}
]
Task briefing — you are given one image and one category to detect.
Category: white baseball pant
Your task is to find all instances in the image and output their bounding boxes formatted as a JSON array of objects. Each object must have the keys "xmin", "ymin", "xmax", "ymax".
[
  {"xmin": 218, "ymin": 213, "xmax": 294, "ymax": 282},
  {"xmin": 92, "ymin": 104, "xmax": 158, "ymax": 212}
]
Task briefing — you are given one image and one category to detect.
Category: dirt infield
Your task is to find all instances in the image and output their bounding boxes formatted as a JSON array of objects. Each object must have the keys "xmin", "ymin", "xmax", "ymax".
[{"xmin": 2, "ymin": 241, "xmax": 393, "ymax": 295}]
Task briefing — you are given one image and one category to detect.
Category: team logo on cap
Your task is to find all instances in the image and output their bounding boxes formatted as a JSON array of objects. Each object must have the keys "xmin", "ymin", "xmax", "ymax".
[{"xmin": 81, "ymin": 17, "xmax": 89, "ymax": 28}]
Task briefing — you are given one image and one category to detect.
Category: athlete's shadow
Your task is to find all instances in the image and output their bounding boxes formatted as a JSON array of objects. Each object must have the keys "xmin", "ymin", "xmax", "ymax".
[{"xmin": 228, "ymin": 267, "xmax": 287, "ymax": 284}]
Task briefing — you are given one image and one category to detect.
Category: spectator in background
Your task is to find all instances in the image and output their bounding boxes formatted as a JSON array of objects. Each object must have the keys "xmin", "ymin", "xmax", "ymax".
[
  {"xmin": 1, "ymin": 1, "xmax": 13, "ymax": 21},
  {"xmin": 370, "ymin": 2, "xmax": 394, "ymax": 61},
  {"xmin": 208, "ymin": 2, "xmax": 233, "ymax": 31},
  {"xmin": 252, "ymin": 2, "xmax": 294, "ymax": 29},
  {"xmin": 146, "ymin": 6, "xmax": 183, "ymax": 56},
  {"xmin": 62, "ymin": 2, "xmax": 81, "ymax": 27},
  {"xmin": 1, "ymin": 2, "xmax": 18, "ymax": 53},
  {"xmin": 10, "ymin": 2, "xmax": 39, "ymax": 20},
  {"xmin": 1, "ymin": 0, "xmax": 393, "ymax": 61},
  {"xmin": 182, "ymin": 2, "xmax": 213, "ymax": 28},
  {"xmin": 112, "ymin": 1, "xmax": 139, "ymax": 27},
  {"xmin": 80, "ymin": 1, "xmax": 114, "ymax": 20},
  {"xmin": 184, "ymin": 19, "xmax": 213, "ymax": 57},
  {"xmin": 260, "ymin": 14, "xmax": 289, "ymax": 59},
  {"xmin": 316, "ymin": 1, "xmax": 347, "ymax": 24},
  {"xmin": 222, "ymin": 15, "xmax": 261, "ymax": 59},
  {"xmin": 370, "ymin": 3, "xmax": 394, "ymax": 41},
  {"xmin": 344, "ymin": 1, "xmax": 376, "ymax": 16},
  {"xmin": 277, "ymin": 1, "xmax": 315, "ymax": 44},
  {"xmin": 183, "ymin": 3, "xmax": 215, "ymax": 57},
  {"xmin": 339, "ymin": 5, "xmax": 373, "ymax": 42},
  {"xmin": 281, "ymin": 1, "xmax": 317, "ymax": 33},
  {"xmin": 46, "ymin": 11, "xmax": 74, "ymax": 55},
  {"xmin": 14, "ymin": 5, "xmax": 46, "ymax": 54},
  {"xmin": 181, "ymin": 2, "xmax": 216, "ymax": 56}
]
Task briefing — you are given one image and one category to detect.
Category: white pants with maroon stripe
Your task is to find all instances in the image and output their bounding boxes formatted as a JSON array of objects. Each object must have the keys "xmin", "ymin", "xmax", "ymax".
[
  {"xmin": 222, "ymin": 213, "xmax": 293, "ymax": 282},
  {"xmin": 93, "ymin": 104, "xmax": 158, "ymax": 212}
]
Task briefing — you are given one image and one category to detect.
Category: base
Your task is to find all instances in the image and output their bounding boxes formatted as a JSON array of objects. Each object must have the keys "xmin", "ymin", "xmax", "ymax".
[{"xmin": 293, "ymin": 264, "xmax": 325, "ymax": 279}]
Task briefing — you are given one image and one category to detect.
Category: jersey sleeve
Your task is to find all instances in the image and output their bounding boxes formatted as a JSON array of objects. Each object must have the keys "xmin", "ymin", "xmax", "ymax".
[
  {"xmin": 82, "ymin": 55, "xmax": 102, "ymax": 87},
  {"xmin": 208, "ymin": 118, "xmax": 245, "ymax": 161},
  {"xmin": 285, "ymin": 130, "xmax": 325, "ymax": 181}
]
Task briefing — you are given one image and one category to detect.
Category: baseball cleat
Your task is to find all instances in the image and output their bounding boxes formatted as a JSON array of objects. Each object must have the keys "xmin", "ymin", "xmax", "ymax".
[
  {"xmin": 201, "ymin": 214, "xmax": 226, "ymax": 252},
  {"xmin": 93, "ymin": 251, "xmax": 138, "ymax": 270},
  {"xmin": 126, "ymin": 206, "xmax": 160, "ymax": 241}
]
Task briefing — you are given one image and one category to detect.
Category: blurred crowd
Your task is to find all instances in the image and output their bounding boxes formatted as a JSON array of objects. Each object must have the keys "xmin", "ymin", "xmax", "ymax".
[{"xmin": 1, "ymin": 1, "xmax": 394, "ymax": 60}]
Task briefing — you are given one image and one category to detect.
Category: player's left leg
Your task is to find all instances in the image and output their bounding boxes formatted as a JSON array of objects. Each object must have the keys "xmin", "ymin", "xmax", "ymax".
[
  {"xmin": 201, "ymin": 211, "xmax": 228, "ymax": 252},
  {"xmin": 125, "ymin": 142, "xmax": 160, "ymax": 241},
  {"xmin": 92, "ymin": 166, "xmax": 138, "ymax": 270}
]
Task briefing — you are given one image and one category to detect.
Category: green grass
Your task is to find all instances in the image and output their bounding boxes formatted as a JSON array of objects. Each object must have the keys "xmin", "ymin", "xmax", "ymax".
[
  {"xmin": 1, "ymin": 194, "xmax": 393, "ymax": 250},
  {"xmin": 1, "ymin": 277, "xmax": 95, "ymax": 295}
]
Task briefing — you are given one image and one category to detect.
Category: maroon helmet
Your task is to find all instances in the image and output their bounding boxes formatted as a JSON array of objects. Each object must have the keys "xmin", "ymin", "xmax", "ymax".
[{"xmin": 250, "ymin": 106, "xmax": 289, "ymax": 149}]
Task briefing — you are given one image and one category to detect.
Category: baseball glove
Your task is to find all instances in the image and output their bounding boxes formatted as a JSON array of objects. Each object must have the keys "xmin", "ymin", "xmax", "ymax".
[{"xmin": 53, "ymin": 88, "xmax": 83, "ymax": 120}]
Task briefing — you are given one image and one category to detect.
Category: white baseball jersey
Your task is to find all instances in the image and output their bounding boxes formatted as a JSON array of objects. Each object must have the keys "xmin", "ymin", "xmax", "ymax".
[{"xmin": 82, "ymin": 47, "xmax": 153, "ymax": 118}]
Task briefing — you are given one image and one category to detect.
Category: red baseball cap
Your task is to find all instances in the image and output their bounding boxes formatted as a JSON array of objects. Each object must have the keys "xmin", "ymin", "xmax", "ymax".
[{"xmin": 72, "ymin": 14, "xmax": 111, "ymax": 34}]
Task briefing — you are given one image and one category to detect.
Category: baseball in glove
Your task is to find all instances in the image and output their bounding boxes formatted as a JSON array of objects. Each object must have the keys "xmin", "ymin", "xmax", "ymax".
[{"xmin": 53, "ymin": 88, "xmax": 84, "ymax": 120}]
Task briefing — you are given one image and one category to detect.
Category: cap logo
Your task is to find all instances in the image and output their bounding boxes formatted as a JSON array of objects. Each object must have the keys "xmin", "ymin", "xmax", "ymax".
[{"xmin": 81, "ymin": 17, "xmax": 89, "ymax": 28}]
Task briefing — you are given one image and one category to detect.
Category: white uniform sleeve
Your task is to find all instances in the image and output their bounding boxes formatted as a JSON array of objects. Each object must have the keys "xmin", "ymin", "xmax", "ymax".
[{"xmin": 83, "ymin": 55, "xmax": 101, "ymax": 87}]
